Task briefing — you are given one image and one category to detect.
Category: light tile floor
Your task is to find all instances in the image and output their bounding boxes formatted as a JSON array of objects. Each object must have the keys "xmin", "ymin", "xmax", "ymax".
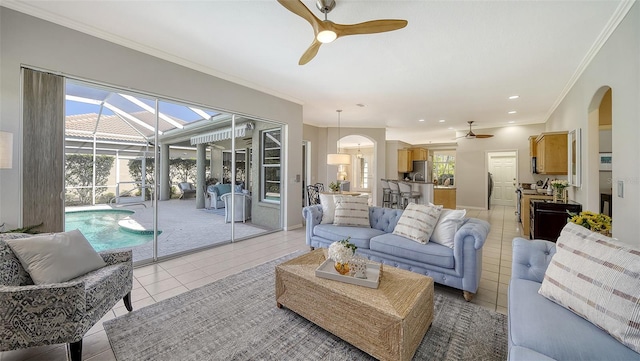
[{"xmin": 1, "ymin": 205, "xmax": 519, "ymax": 361}]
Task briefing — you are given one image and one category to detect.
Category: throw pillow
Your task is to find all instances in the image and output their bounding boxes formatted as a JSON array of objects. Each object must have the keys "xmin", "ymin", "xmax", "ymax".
[
  {"xmin": 0, "ymin": 233, "xmax": 35, "ymax": 286},
  {"xmin": 319, "ymin": 193, "xmax": 337, "ymax": 224},
  {"xmin": 393, "ymin": 203, "xmax": 443, "ymax": 244},
  {"xmin": 539, "ymin": 222, "xmax": 640, "ymax": 354},
  {"xmin": 430, "ymin": 208, "xmax": 467, "ymax": 247},
  {"xmin": 333, "ymin": 196, "xmax": 370, "ymax": 227},
  {"xmin": 5, "ymin": 229, "xmax": 107, "ymax": 285}
]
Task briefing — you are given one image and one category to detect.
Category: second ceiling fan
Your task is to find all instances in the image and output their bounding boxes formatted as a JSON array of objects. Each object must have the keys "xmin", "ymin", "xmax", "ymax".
[
  {"xmin": 277, "ymin": 0, "xmax": 408, "ymax": 65},
  {"xmin": 460, "ymin": 121, "xmax": 494, "ymax": 139}
]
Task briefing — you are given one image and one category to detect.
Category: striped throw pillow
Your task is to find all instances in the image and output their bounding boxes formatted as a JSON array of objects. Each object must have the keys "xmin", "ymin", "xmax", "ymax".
[
  {"xmin": 539, "ymin": 222, "xmax": 640, "ymax": 353},
  {"xmin": 333, "ymin": 196, "xmax": 370, "ymax": 227},
  {"xmin": 392, "ymin": 203, "xmax": 443, "ymax": 244}
]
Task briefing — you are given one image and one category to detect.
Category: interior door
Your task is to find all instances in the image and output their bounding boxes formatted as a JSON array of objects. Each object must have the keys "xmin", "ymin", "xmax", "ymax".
[{"xmin": 488, "ymin": 152, "xmax": 517, "ymax": 207}]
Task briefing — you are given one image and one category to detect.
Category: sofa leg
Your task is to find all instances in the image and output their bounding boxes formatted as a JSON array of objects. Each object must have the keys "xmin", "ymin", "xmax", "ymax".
[
  {"xmin": 123, "ymin": 292, "xmax": 133, "ymax": 312},
  {"xmin": 67, "ymin": 340, "xmax": 82, "ymax": 361},
  {"xmin": 463, "ymin": 291, "xmax": 474, "ymax": 302},
  {"xmin": 309, "ymin": 246, "xmax": 315, "ymax": 251}
]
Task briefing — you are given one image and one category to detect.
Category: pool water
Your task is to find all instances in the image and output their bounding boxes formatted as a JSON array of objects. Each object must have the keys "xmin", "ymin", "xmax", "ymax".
[{"xmin": 65, "ymin": 210, "xmax": 153, "ymax": 252}]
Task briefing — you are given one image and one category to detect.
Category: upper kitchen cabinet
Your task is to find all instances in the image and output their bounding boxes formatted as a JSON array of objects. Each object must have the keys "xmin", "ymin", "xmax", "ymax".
[
  {"xmin": 535, "ymin": 131, "xmax": 568, "ymax": 174},
  {"xmin": 529, "ymin": 136, "xmax": 538, "ymax": 157},
  {"xmin": 398, "ymin": 149, "xmax": 413, "ymax": 172},
  {"xmin": 409, "ymin": 147, "xmax": 428, "ymax": 161}
]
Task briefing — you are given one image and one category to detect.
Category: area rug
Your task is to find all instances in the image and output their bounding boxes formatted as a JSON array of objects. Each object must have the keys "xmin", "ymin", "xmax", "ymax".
[{"xmin": 104, "ymin": 252, "xmax": 508, "ymax": 361}]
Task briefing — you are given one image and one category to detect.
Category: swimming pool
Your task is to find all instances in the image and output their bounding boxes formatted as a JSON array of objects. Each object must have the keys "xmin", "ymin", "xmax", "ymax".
[{"xmin": 65, "ymin": 210, "xmax": 154, "ymax": 252}]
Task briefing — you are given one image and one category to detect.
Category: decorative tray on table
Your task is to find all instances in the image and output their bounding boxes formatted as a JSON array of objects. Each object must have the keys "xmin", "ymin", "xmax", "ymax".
[{"xmin": 315, "ymin": 258, "xmax": 381, "ymax": 289}]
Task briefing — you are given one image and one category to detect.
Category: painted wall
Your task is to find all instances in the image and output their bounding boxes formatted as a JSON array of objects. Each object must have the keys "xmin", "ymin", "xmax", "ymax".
[
  {"xmin": 0, "ymin": 8, "xmax": 304, "ymax": 230},
  {"xmin": 543, "ymin": 3, "xmax": 639, "ymax": 244}
]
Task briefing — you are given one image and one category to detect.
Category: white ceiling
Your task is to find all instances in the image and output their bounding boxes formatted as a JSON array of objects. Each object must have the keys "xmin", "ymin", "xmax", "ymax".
[{"xmin": 2, "ymin": 0, "xmax": 629, "ymax": 145}]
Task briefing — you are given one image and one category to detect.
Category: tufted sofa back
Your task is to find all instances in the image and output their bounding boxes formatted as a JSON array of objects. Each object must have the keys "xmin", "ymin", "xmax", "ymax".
[{"xmin": 369, "ymin": 206, "xmax": 404, "ymax": 233}]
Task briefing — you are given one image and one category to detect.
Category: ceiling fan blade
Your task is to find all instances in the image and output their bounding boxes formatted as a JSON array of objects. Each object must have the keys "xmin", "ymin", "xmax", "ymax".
[
  {"xmin": 475, "ymin": 134, "xmax": 494, "ymax": 139},
  {"xmin": 299, "ymin": 39, "xmax": 322, "ymax": 65},
  {"xmin": 333, "ymin": 19, "xmax": 408, "ymax": 37},
  {"xmin": 277, "ymin": 0, "xmax": 322, "ymax": 34}
]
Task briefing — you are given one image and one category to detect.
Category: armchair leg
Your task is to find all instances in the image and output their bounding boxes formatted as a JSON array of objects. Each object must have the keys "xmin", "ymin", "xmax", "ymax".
[
  {"xmin": 463, "ymin": 291, "xmax": 474, "ymax": 302},
  {"xmin": 124, "ymin": 292, "xmax": 133, "ymax": 312},
  {"xmin": 67, "ymin": 340, "xmax": 82, "ymax": 361}
]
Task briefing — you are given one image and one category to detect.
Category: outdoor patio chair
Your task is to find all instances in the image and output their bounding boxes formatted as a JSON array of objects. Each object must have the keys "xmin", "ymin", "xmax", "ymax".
[
  {"xmin": 221, "ymin": 192, "xmax": 251, "ymax": 223},
  {"xmin": 178, "ymin": 182, "xmax": 196, "ymax": 199},
  {"xmin": 0, "ymin": 232, "xmax": 133, "ymax": 361}
]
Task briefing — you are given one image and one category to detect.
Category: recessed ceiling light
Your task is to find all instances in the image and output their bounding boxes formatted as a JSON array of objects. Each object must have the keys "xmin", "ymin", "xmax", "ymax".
[
  {"xmin": 508, "ymin": 121, "xmax": 515, "ymax": 124},
  {"xmin": 508, "ymin": 111, "xmax": 517, "ymax": 114},
  {"xmin": 438, "ymin": 119, "xmax": 446, "ymax": 123},
  {"xmin": 448, "ymin": 127, "xmax": 454, "ymax": 130},
  {"xmin": 418, "ymin": 119, "xmax": 425, "ymax": 122},
  {"xmin": 509, "ymin": 95, "xmax": 520, "ymax": 100},
  {"xmin": 356, "ymin": 103, "xmax": 365, "ymax": 107}
]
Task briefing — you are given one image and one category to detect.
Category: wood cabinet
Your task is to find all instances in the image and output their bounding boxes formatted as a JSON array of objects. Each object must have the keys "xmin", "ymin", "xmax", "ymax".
[
  {"xmin": 530, "ymin": 200, "xmax": 582, "ymax": 241},
  {"xmin": 433, "ymin": 187, "xmax": 456, "ymax": 209},
  {"xmin": 520, "ymin": 194, "xmax": 553, "ymax": 237},
  {"xmin": 529, "ymin": 136, "xmax": 537, "ymax": 157},
  {"xmin": 398, "ymin": 149, "xmax": 412, "ymax": 172},
  {"xmin": 535, "ymin": 132, "xmax": 568, "ymax": 174},
  {"xmin": 409, "ymin": 147, "xmax": 428, "ymax": 161}
]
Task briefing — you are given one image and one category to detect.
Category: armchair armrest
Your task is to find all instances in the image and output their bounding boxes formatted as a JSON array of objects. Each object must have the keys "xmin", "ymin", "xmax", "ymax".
[
  {"xmin": 0, "ymin": 281, "xmax": 86, "ymax": 348},
  {"xmin": 302, "ymin": 205, "xmax": 323, "ymax": 246},
  {"xmin": 511, "ymin": 238, "xmax": 556, "ymax": 283},
  {"xmin": 99, "ymin": 249, "xmax": 132, "ymax": 266}
]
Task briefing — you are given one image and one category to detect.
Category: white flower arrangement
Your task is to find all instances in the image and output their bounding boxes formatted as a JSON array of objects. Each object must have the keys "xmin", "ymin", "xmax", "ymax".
[
  {"xmin": 328, "ymin": 238, "xmax": 356, "ymax": 264},
  {"xmin": 550, "ymin": 179, "xmax": 568, "ymax": 188}
]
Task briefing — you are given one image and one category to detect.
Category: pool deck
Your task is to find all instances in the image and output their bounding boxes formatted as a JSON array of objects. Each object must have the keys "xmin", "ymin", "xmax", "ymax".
[{"xmin": 66, "ymin": 199, "xmax": 274, "ymax": 264}]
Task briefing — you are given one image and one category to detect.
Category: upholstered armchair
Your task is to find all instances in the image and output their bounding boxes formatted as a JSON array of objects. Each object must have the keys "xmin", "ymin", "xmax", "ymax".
[
  {"xmin": 178, "ymin": 182, "xmax": 196, "ymax": 199},
  {"xmin": 0, "ymin": 234, "xmax": 133, "ymax": 361}
]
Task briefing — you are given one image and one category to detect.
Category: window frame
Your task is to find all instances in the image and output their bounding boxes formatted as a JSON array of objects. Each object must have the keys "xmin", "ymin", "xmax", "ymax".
[{"xmin": 260, "ymin": 128, "xmax": 281, "ymax": 204}]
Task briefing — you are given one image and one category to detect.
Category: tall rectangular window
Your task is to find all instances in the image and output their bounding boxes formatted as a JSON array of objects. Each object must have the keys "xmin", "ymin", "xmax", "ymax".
[
  {"xmin": 433, "ymin": 150, "xmax": 456, "ymax": 186},
  {"xmin": 261, "ymin": 128, "xmax": 281, "ymax": 203}
]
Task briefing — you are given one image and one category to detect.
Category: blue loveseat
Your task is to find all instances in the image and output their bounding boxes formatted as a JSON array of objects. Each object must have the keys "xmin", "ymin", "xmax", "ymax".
[
  {"xmin": 302, "ymin": 204, "xmax": 490, "ymax": 300},
  {"xmin": 207, "ymin": 183, "xmax": 242, "ymax": 209},
  {"xmin": 508, "ymin": 238, "xmax": 640, "ymax": 360}
]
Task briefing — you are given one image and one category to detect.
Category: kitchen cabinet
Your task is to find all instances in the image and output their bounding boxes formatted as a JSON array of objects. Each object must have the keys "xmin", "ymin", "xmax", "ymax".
[
  {"xmin": 398, "ymin": 149, "xmax": 412, "ymax": 172},
  {"xmin": 535, "ymin": 131, "xmax": 568, "ymax": 174},
  {"xmin": 520, "ymin": 193, "xmax": 553, "ymax": 237},
  {"xmin": 409, "ymin": 147, "xmax": 428, "ymax": 161},
  {"xmin": 529, "ymin": 136, "xmax": 537, "ymax": 157},
  {"xmin": 434, "ymin": 187, "xmax": 456, "ymax": 209},
  {"xmin": 530, "ymin": 200, "xmax": 582, "ymax": 241}
]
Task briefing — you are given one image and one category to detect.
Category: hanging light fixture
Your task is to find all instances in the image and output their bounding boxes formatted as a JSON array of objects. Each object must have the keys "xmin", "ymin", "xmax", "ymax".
[
  {"xmin": 356, "ymin": 143, "xmax": 363, "ymax": 159},
  {"xmin": 327, "ymin": 110, "xmax": 351, "ymax": 165}
]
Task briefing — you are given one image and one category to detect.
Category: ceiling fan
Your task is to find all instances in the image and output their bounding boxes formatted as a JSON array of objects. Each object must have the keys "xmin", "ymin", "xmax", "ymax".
[
  {"xmin": 277, "ymin": 0, "xmax": 408, "ymax": 65},
  {"xmin": 459, "ymin": 121, "xmax": 494, "ymax": 139}
]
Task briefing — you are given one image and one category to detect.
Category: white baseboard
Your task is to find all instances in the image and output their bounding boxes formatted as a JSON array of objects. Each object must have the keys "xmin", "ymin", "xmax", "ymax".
[
  {"xmin": 284, "ymin": 223, "xmax": 303, "ymax": 231},
  {"xmin": 456, "ymin": 205, "xmax": 486, "ymax": 210}
]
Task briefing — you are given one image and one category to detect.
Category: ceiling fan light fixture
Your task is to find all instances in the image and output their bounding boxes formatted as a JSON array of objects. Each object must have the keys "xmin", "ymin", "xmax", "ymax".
[{"xmin": 316, "ymin": 29, "xmax": 337, "ymax": 43}]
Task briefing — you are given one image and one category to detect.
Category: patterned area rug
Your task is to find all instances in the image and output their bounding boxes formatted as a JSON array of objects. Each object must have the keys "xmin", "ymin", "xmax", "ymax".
[{"xmin": 104, "ymin": 252, "xmax": 507, "ymax": 361}]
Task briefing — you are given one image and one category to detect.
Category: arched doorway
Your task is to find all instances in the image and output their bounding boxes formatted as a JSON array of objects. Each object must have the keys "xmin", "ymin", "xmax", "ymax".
[
  {"xmin": 339, "ymin": 135, "xmax": 376, "ymax": 204},
  {"xmin": 587, "ymin": 86, "xmax": 613, "ymax": 217}
]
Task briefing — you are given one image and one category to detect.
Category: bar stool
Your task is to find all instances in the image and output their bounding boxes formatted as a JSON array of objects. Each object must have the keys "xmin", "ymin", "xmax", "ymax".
[
  {"xmin": 387, "ymin": 181, "xmax": 401, "ymax": 209},
  {"xmin": 380, "ymin": 179, "xmax": 392, "ymax": 208},
  {"xmin": 398, "ymin": 182, "xmax": 421, "ymax": 209}
]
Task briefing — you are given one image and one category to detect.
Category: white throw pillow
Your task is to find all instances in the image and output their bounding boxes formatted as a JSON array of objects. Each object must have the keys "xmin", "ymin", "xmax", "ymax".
[
  {"xmin": 5, "ymin": 229, "xmax": 107, "ymax": 284},
  {"xmin": 319, "ymin": 193, "xmax": 337, "ymax": 224},
  {"xmin": 430, "ymin": 208, "xmax": 467, "ymax": 248},
  {"xmin": 539, "ymin": 222, "xmax": 640, "ymax": 353},
  {"xmin": 333, "ymin": 196, "xmax": 370, "ymax": 227},
  {"xmin": 393, "ymin": 203, "xmax": 443, "ymax": 244}
]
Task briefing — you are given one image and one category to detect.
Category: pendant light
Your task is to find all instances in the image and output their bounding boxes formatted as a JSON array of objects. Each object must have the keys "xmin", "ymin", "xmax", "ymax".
[
  {"xmin": 327, "ymin": 110, "xmax": 351, "ymax": 165},
  {"xmin": 356, "ymin": 143, "xmax": 363, "ymax": 159}
]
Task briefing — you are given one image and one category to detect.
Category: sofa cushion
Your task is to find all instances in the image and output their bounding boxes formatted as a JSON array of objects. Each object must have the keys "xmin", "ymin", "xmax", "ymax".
[
  {"xmin": 319, "ymin": 194, "xmax": 336, "ymax": 224},
  {"xmin": 214, "ymin": 184, "xmax": 232, "ymax": 198},
  {"xmin": 5, "ymin": 230, "xmax": 107, "ymax": 284},
  {"xmin": 539, "ymin": 222, "xmax": 640, "ymax": 354},
  {"xmin": 392, "ymin": 203, "xmax": 442, "ymax": 244},
  {"xmin": 0, "ymin": 233, "xmax": 35, "ymax": 286},
  {"xmin": 509, "ymin": 278, "xmax": 640, "ymax": 361},
  {"xmin": 333, "ymin": 196, "xmax": 370, "ymax": 227},
  {"xmin": 430, "ymin": 208, "xmax": 467, "ymax": 247},
  {"xmin": 370, "ymin": 233, "xmax": 454, "ymax": 268},
  {"xmin": 313, "ymin": 224, "xmax": 384, "ymax": 250}
]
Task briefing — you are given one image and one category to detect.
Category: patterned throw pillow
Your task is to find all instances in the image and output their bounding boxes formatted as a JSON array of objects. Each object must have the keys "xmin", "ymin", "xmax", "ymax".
[
  {"xmin": 539, "ymin": 222, "xmax": 640, "ymax": 353},
  {"xmin": 393, "ymin": 203, "xmax": 443, "ymax": 244},
  {"xmin": 0, "ymin": 233, "xmax": 35, "ymax": 286},
  {"xmin": 333, "ymin": 196, "xmax": 370, "ymax": 227}
]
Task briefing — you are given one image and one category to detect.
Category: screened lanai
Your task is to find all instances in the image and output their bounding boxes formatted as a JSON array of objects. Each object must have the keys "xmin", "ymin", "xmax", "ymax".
[{"xmin": 60, "ymin": 77, "xmax": 283, "ymax": 264}]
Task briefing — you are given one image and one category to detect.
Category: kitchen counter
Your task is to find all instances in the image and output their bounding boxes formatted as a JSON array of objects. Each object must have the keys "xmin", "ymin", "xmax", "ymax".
[
  {"xmin": 434, "ymin": 186, "xmax": 456, "ymax": 189},
  {"xmin": 434, "ymin": 187, "xmax": 456, "ymax": 209},
  {"xmin": 520, "ymin": 193, "xmax": 553, "ymax": 237}
]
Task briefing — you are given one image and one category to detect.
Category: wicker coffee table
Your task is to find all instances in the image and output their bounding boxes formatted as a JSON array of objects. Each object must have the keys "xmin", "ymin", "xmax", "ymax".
[{"xmin": 275, "ymin": 249, "xmax": 434, "ymax": 361}]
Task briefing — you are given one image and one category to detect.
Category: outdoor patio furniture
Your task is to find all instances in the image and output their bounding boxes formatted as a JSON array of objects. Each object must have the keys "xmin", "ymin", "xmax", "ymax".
[
  {"xmin": 178, "ymin": 182, "xmax": 196, "ymax": 199},
  {"xmin": 221, "ymin": 192, "xmax": 251, "ymax": 223},
  {"xmin": 0, "ymin": 233, "xmax": 134, "ymax": 361}
]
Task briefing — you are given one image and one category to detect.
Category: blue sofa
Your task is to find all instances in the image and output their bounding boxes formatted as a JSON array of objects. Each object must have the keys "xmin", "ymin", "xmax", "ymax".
[
  {"xmin": 508, "ymin": 238, "xmax": 640, "ymax": 360},
  {"xmin": 302, "ymin": 205, "xmax": 490, "ymax": 300}
]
